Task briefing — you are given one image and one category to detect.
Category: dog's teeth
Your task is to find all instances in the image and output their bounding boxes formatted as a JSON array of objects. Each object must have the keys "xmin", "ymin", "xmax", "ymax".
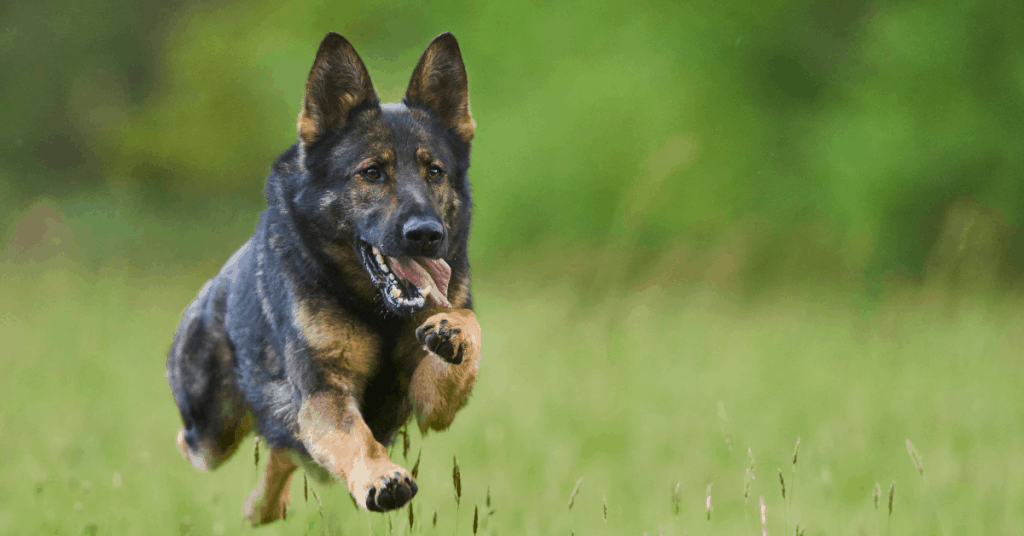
[
  {"xmin": 372, "ymin": 246, "xmax": 381, "ymax": 256},
  {"xmin": 390, "ymin": 287, "xmax": 400, "ymax": 299},
  {"xmin": 419, "ymin": 284, "xmax": 431, "ymax": 298}
]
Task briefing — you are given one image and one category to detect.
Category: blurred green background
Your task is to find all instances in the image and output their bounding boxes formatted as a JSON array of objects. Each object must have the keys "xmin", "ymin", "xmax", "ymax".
[{"xmin": 3, "ymin": 0, "xmax": 1024, "ymax": 534}]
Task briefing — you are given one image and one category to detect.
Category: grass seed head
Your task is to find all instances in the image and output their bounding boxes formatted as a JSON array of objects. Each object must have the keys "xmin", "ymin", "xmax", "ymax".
[
  {"xmin": 487, "ymin": 485, "xmax": 492, "ymax": 508},
  {"xmin": 792, "ymin": 437, "xmax": 801, "ymax": 468},
  {"xmin": 304, "ymin": 473, "xmax": 308, "ymax": 503},
  {"xmin": 433, "ymin": 509, "xmax": 437, "ymax": 528},
  {"xmin": 453, "ymin": 455, "xmax": 462, "ymax": 506},
  {"xmin": 402, "ymin": 428, "xmax": 410, "ymax": 460},
  {"xmin": 873, "ymin": 482, "xmax": 880, "ymax": 510},
  {"xmin": 906, "ymin": 439, "xmax": 924, "ymax": 477},
  {"xmin": 603, "ymin": 495, "xmax": 608, "ymax": 523},
  {"xmin": 408, "ymin": 502, "xmax": 414, "ymax": 529},
  {"xmin": 778, "ymin": 468, "xmax": 786, "ymax": 499},
  {"xmin": 673, "ymin": 482, "xmax": 681, "ymax": 516},
  {"xmin": 760, "ymin": 496, "xmax": 768, "ymax": 536},
  {"xmin": 706, "ymin": 483, "xmax": 713, "ymax": 523},
  {"xmin": 744, "ymin": 468, "xmax": 752, "ymax": 503},
  {"xmin": 748, "ymin": 448, "xmax": 757, "ymax": 479},
  {"xmin": 473, "ymin": 505, "xmax": 479, "ymax": 534},
  {"xmin": 888, "ymin": 481, "xmax": 895, "ymax": 517},
  {"xmin": 568, "ymin": 477, "xmax": 583, "ymax": 510},
  {"xmin": 253, "ymin": 437, "xmax": 260, "ymax": 469},
  {"xmin": 412, "ymin": 449, "xmax": 422, "ymax": 480}
]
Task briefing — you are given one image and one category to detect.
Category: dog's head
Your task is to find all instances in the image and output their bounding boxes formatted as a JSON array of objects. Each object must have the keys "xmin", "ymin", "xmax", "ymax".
[{"xmin": 290, "ymin": 32, "xmax": 474, "ymax": 317}]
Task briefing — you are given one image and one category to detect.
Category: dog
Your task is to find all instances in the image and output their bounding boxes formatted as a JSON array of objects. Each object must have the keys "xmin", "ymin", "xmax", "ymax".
[{"xmin": 166, "ymin": 31, "xmax": 481, "ymax": 524}]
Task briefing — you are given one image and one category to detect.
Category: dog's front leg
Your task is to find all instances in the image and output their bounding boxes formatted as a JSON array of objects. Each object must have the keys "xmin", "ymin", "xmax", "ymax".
[
  {"xmin": 299, "ymin": 392, "xmax": 417, "ymax": 512},
  {"xmin": 409, "ymin": 308, "xmax": 482, "ymax": 433}
]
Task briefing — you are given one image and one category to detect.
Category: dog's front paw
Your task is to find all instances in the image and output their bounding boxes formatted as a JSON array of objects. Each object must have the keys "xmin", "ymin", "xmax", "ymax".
[
  {"xmin": 416, "ymin": 317, "xmax": 467, "ymax": 364},
  {"xmin": 364, "ymin": 468, "xmax": 418, "ymax": 512}
]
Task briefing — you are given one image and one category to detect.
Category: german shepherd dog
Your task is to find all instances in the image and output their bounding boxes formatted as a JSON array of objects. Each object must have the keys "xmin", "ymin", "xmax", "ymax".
[{"xmin": 166, "ymin": 32, "xmax": 481, "ymax": 524}]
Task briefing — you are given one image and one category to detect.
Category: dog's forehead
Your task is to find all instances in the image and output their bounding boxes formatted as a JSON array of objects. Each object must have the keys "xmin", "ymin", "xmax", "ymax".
[
  {"xmin": 328, "ymin": 103, "xmax": 453, "ymax": 166},
  {"xmin": 378, "ymin": 103, "xmax": 452, "ymax": 161}
]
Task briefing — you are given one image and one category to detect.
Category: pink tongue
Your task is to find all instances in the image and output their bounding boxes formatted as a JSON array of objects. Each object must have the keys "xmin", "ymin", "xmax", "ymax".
[{"xmin": 386, "ymin": 256, "xmax": 452, "ymax": 308}]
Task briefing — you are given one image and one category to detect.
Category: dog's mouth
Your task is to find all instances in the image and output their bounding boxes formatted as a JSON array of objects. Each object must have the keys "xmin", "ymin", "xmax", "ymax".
[{"xmin": 358, "ymin": 241, "xmax": 452, "ymax": 315}]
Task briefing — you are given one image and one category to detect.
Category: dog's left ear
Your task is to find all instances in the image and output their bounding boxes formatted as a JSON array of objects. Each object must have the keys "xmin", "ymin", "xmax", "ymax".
[{"xmin": 404, "ymin": 32, "xmax": 475, "ymax": 144}]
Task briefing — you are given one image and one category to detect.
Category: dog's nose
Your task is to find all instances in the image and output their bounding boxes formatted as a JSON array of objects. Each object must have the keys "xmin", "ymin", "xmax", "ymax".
[{"xmin": 403, "ymin": 216, "xmax": 444, "ymax": 250}]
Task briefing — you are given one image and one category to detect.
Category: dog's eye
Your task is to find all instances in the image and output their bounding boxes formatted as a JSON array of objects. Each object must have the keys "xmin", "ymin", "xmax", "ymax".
[
  {"xmin": 428, "ymin": 165, "xmax": 444, "ymax": 181},
  {"xmin": 363, "ymin": 166, "xmax": 382, "ymax": 181}
]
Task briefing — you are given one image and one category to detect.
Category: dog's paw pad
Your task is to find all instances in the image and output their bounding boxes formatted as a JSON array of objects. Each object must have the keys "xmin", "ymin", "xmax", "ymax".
[
  {"xmin": 366, "ymin": 471, "xmax": 418, "ymax": 512},
  {"xmin": 416, "ymin": 318, "xmax": 466, "ymax": 364}
]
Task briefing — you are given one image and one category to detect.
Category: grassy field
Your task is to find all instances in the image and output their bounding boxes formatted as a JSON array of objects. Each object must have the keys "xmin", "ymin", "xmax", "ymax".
[
  {"xmin": 2, "ymin": 254, "xmax": 1022, "ymax": 535},
  {"xmin": 4, "ymin": 0, "xmax": 1023, "ymax": 533}
]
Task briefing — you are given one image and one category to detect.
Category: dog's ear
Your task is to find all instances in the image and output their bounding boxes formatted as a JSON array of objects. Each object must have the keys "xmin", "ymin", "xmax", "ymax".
[
  {"xmin": 298, "ymin": 32, "xmax": 378, "ymax": 145},
  {"xmin": 404, "ymin": 32, "xmax": 475, "ymax": 144}
]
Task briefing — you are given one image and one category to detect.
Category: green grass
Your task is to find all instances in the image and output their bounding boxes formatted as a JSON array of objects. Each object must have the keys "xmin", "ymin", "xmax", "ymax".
[{"xmin": 2, "ymin": 258, "xmax": 1022, "ymax": 535}]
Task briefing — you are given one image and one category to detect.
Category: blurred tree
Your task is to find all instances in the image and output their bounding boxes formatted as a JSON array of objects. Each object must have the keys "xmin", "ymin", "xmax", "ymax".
[{"xmin": 3, "ymin": 0, "xmax": 1022, "ymax": 291}]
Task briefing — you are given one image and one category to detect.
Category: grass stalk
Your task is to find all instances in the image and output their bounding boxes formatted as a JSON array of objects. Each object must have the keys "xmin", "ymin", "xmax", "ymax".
[
  {"xmin": 779, "ymin": 468, "xmax": 787, "ymax": 535},
  {"xmin": 759, "ymin": 496, "xmax": 767, "ymax": 536},
  {"xmin": 453, "ymin": 456, "xmax": 462, "ymax": 536},
  {"xmin": 906, "ymin": 439, "xmax": 949, "ymax": 536},
  {"xmin": 790, "ymin": 438, "xmax": 800, "ymax": 517},
  {"xmin": 873, "ymin": 482, "xmax": 881, "ymax": 536},
  {"xmin": 568, "ymin": 477, "xmax": 583, "ymax": 511},
  {"xmin": 887, "ymin": 481, "xmax": 895, "ymax": 536}
]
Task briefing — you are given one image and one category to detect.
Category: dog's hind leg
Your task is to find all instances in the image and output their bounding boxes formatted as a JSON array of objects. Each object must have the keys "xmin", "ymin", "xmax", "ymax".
[
  {"xmin": 167, "ymin": 279, "xmax": 251, "ymax": 471},
  {"xmin": 243, "ymin": 447, "xmax": 298, "ymax": 525},
  {"xmin": 299, "ymin": 392, "xmax": 418, "ymax": 512}
]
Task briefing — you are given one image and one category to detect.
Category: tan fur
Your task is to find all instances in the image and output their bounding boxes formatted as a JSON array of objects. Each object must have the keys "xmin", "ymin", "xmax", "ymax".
[
  {"xmin": 293, "ymin": 299, "xmax": 380, "ymax": 391},
  {"xmin": 298, "ymin": 393, "xmax": 413, "ymax": 508},
  {"xmin": 446, "ymin": 277, "xmax": 471, "ymax": 310},
  {"xmin": 408, "ymin": 309, "xmax": 481, "ymax": 433},
  {"xmin": 243, "ymin": 447, "xmax": 298, "ymax": 525}
]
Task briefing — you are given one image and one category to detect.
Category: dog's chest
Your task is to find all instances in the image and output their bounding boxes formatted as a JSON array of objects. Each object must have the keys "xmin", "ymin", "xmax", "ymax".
[{"xmin": 291, "ymin": 299, "xmax": 382, "ymax": 380}]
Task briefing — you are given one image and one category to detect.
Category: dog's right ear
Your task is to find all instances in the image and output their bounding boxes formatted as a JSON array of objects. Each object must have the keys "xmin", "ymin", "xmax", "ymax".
[{"xmin": 298, "ymin": 32, "xmax": 378, "ymax": 145}]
